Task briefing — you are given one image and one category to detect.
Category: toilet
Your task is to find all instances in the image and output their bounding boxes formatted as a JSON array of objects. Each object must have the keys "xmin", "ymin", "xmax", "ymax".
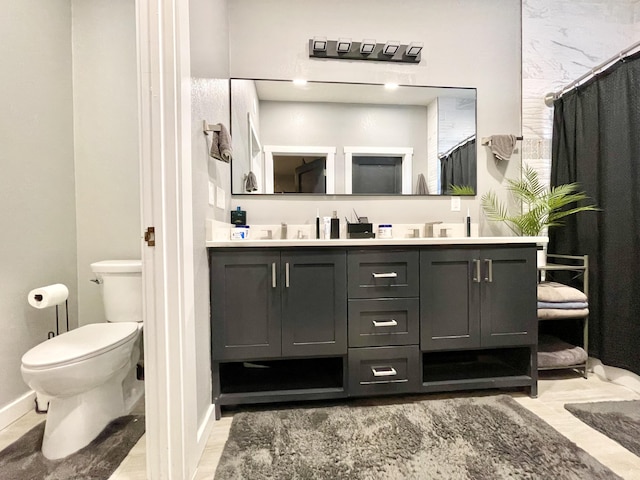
[{"xmin": 21, "ymin": 260, "xmax": 144, "ymax": 460}]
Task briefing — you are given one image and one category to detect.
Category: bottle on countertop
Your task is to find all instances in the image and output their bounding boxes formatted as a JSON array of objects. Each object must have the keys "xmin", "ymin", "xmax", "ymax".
[
  {"xmin": 231, "ymin": 206, "xmax": 246, "ymax": 225},
  {"xmin": 466, "ymin": 209, "xmax": 471, "ymax": 237},
  {"xmin": 330, "ymin": 211, "xmax": 340, "ymax": 239}
]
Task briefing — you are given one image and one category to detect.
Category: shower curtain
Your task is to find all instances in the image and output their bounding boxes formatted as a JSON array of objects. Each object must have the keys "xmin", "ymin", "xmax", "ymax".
[
  {"xmin": 550, "ymin": 50, "xmax": 640, "ymax": 376},
  {"xmin": 440, "ymin": 137, "xmax": 476, "ymax": 194}
]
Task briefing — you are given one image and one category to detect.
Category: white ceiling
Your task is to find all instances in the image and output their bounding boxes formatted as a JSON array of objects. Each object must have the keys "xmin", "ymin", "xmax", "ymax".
[{"xmin": 250, "ymin": 79, "xmax": 476, "ymax": 106}]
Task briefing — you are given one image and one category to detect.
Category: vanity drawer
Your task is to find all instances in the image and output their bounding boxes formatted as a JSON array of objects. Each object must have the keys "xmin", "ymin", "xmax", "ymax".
[
  {"xmin": 348, "ymin": 345, "xmax": 420, "ymax": 396},
  {"xmin": 348, "ymin": 250, "xmax": 419, "ymax": 299},
  {"xmin": 348, "ymin": 298, "xmax": 419, "ymax": 347}
]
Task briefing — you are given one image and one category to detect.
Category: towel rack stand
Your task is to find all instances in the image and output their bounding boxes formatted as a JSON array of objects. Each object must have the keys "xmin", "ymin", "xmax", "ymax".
[
  {"xmin": 481, "ymin": 135, "xmax": 523, "ymax": 146},
  {"xmin": 203, "ymin": 121, "xmax": 221, "ymax": 134}
]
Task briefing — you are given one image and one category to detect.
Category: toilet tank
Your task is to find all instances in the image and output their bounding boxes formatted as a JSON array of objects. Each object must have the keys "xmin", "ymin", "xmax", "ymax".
[{"xmin": 90, "ymin": 260, "xmax": 142, "ymax": 323}]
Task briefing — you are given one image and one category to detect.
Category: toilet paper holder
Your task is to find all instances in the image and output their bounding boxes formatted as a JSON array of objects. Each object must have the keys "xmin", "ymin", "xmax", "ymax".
[{"xmin": 28, "ymin": 285, "xmax": 70, "ymax": 339}]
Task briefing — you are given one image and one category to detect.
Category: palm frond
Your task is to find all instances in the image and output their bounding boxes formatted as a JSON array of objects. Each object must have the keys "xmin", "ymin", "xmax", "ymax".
[
  {"xmin": 481, "ymin": 167, "xmax": 598, "ymax": 236},
  {"xmin": 449, "ymin": 185, "xmax": 476, "ymax": 196}
]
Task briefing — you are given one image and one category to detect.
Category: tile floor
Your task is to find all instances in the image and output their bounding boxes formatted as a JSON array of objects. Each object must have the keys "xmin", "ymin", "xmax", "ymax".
[{"xmin": 2, "ymin": 371, "xmax": 639, "ymax": 479}]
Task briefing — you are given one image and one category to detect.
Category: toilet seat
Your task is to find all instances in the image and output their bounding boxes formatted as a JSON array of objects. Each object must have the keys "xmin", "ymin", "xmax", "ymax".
[{"xmin": 22, "ymin": 322, "xmax": 139, "ymax": 370}]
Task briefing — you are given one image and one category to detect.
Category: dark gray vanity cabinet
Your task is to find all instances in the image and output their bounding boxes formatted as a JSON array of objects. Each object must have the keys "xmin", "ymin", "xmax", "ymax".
[
  {"xmin": 210, "ymin": 249, "xmax": 347, "ymax": 361},
  {"xmin": 209, "ymin": 242, "xmax": 539, "ymax": 412},
  {"xmin": 280, "ymin": 250, "xmax": 347, "ymax": 357},
  {"xmin": 347, "ymin": 250, "xmax": 421, "ymax": 396},
  {"xmin": 210, "ymin": 250, "xmax": 281, "ymax": 360},
  {"xmin": 420, "ymin": 247, "xmax": 537, "ymax": 351}
]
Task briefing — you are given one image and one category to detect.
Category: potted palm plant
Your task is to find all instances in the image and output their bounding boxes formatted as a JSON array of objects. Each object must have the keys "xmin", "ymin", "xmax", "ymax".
[{"xmin": 481, "ymin": 164, "xmax": 598, "ymax": 246}]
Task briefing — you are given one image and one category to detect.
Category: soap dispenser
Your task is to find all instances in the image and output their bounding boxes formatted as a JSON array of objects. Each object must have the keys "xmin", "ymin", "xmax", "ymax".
[{"xmin": 231, "ymin": 206, "xmax": 246, "ymax": 225}]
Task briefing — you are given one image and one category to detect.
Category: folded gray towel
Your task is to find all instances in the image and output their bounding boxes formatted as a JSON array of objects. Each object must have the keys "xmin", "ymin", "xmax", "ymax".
[
  {"xmin": 209, "ymin": 124, "xmax": 233, "ymax": 162},
  {"xmin": 538, "ymin": 334, "xmax": 587, "ymax": 368},
  {"xmin": 537, "ymin": 281, "xmax": 587, "ymax": 303},
  {"xmin": 245, "ymin": 171, "xmax": 258, "ymax": 192},
  {"xmin": 537, "ymin": 301, "xmax": 589, "ymax": 309},
  {"xmin": 489, "ymin": 134, "xmax": 517, "ymax": 161},
  {"xmin": 538, "ymin": 308, "xmax": 589, "ymax": 320},
  {"xmin": 416, "ymin": 173, "xmax": 428, "ymax": 195}
]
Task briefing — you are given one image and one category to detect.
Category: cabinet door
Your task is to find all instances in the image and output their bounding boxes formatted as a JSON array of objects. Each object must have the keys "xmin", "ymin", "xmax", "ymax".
[
  {"xmin": 420, "ymin": 249, "xmax": 481, "ymax": 350},
  {"xmin": 281, "ymin": 250, "xmax": 347, "ymax": 357},
  {"xmin": 480, "ymin": 247, "xmax": 537, "ymax": 347},
  {"xmin": 210, "ymin": 250, "xmax": 281, "ymax": 360}
]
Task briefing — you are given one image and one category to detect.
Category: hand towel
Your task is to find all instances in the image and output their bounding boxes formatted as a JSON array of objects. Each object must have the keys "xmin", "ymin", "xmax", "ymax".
[
  {"xmin": 209, "ymin": 123, "xmax": 233, "ymax": 162},
  {"xmin": 416, "ymin": 173, "xmax": 429, "ymax": 195},
  {"xmin": 245, "ymin": 171, "xmax": 258, "ymax": 192},
  {"xmin": 488, "ymin": 134, "xmax": 517, "ymax": 161}
]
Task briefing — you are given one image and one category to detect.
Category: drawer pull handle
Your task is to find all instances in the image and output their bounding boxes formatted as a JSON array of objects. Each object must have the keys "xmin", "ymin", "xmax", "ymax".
[
  {"xmin": 372, "ymin": 319, "xmax": 398, "ymax": 327},
  {"xmin": 372, "ymin": 272, "xmax": 398, "ymax": 278},
  {"xmin": 271, "ymin": 262, "xmax": 277, "ymax": 288},
  {"xmin": 371, "ymin": 366, "xmax": 397, "ymax": 377}
]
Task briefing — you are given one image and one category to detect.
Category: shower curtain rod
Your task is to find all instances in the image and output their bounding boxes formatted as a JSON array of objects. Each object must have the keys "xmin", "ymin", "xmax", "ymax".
[
  {"xmin": 438, "ymin": 134, "xmax": 476, "ymax": 159},
  {"xmin": 544, "ymin": 39, "xmax": 640, "ymax": 107}
]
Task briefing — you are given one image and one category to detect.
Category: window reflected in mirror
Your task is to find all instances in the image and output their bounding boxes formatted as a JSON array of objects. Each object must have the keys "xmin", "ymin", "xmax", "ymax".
[{"xmin": 273, "ymin": 155, "xmax": 326, "ymax": 194}]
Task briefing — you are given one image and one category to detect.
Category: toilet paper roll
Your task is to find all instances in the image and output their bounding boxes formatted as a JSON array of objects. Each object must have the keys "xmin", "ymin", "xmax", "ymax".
[{"xmin": 28, "ymin": 284, "xmax": 69, "ymax": 309}]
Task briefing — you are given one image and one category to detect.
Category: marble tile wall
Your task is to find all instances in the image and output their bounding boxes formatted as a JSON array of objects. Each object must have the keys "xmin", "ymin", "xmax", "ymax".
[{"xmin": 522, "ymin": 0, "xmax": 640, "ymax": 178}]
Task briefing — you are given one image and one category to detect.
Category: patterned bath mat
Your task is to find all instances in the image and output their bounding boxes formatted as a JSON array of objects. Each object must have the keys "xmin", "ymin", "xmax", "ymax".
[
  {"xmin": 0, "ymin": 414, "xmax": 144, "ymax": 480},
  {"xmin": 565, "ymin": 400, "xmax": 640, "ymax": 456},
  {"xmin": 215, "ymin": 395, "xmax": 620, "ymax": 479}
]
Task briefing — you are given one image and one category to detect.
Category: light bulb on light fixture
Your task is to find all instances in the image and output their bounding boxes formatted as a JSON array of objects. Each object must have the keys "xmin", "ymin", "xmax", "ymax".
[
  {"xmin": 359, "ymin": 39, "xmax": 376, "ymax": 55},
  {"xmin": 382, "ymin": 41, "xmax": 400, "ymax": 56},
  {"xmin": 336, "ymin": 38, "xmax": 352, "ymax": 53},
  {"xmin": 312, "ymin": 36, "xmax": 327, "ymax": 52},
  {"xmin": 405, "ymin": 42, "xmax": 423, "ymax": 57}
]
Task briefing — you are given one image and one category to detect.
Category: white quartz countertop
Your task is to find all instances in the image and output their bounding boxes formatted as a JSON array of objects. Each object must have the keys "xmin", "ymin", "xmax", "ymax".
[{"xmin": 206, "ymin": 236, "xmax": 548, "ymax": 248}]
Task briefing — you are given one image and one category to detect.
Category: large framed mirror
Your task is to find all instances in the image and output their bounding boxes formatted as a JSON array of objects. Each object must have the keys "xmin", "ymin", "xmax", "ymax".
[{"xmin": 230, "ymin": 78, "xmax": 476, "ymax": 195}]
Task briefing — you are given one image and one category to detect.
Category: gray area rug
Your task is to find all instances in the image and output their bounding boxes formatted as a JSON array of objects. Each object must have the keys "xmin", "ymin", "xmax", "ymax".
[
  {"xmin": 565, "ymin": 400, "xmax": 640, "ymax": 456},
  {"xmin": 215, "ymin": 395, "xmax": 620, "ymax": 479},
  {"xmin": 0, "ymin": 415, "xmax": 144, "ymax": 480}
]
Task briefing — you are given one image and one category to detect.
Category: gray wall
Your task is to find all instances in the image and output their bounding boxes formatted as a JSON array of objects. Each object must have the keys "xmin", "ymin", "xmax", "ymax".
[
  {"xmin": 190, "ymin": 0, "xmax": 230, "ymax": 429},
  {"xmin": 0, "ymin": 0, "xmax": 140, "ymax": 422},
  {"xmin": 259, "ymin": 101, "xmax": 428, "ymax": 195},
  {"xmin": 73, "ymin": 0, "xmax": 140, "ymax": 326},
  {"xmin": 227, "ymin": 0, "xmax": 522, "ymax": 233},
  {"xmin": 0, "ymin": 0, "xmax": 77, "ymax": 412}
]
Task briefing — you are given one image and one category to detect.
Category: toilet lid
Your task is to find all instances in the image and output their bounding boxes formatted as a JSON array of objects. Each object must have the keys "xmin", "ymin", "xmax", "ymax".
[{"xmin": 22, "ymin": 322, "xmax": 140, "ymax": 369}]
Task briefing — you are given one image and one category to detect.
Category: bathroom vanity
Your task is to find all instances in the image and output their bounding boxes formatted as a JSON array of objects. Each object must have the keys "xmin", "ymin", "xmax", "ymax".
[{"xmin": 207, "ymin": 236, "xmax": 543, "ymax": 416}]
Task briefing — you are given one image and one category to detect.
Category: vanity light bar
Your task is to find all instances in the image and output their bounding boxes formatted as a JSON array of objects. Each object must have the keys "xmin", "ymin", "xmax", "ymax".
[{"xmin": 309, "ymin": 38, "xmax": 422, "ymax": 63}]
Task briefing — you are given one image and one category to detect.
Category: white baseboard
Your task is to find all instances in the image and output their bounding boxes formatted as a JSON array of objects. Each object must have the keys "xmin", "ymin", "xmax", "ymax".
[
  {"xmin": 191, "ymin": 404, "xmax": 217, "ymax": 480},
  {"xmin": 0, "ymin": 390, "xmax": 36, "ymax": 431}
]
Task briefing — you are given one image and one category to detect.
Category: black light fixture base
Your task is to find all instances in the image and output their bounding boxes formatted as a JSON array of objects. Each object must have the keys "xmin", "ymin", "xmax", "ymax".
[{"xmin": 309, "ymin": 40, "xmax": 421, "ymax": 64}]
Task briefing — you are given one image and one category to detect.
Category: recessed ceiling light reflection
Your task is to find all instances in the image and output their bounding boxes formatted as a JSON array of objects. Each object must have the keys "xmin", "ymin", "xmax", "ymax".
[
  {"xmin": 384, "ymin": 83, "xmax": 399, "ymax": 90},
  {"xmin": 293, "ymin": 79, "xmax": 308, "ymax": 86}
]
